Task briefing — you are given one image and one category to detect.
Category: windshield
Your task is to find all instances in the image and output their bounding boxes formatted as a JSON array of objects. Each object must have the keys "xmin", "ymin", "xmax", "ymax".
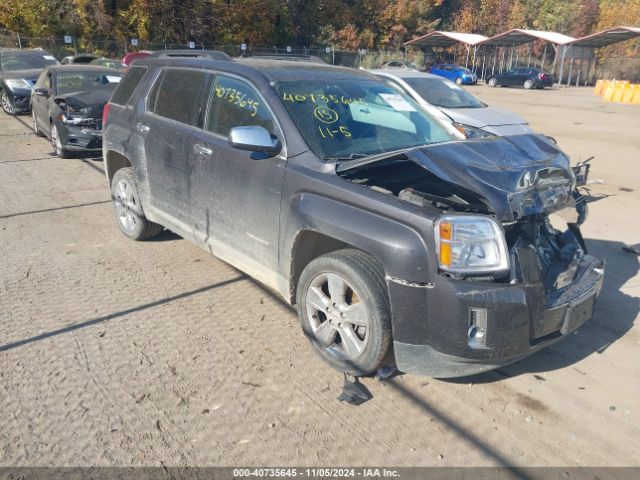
[
  {"xmin": 275, "ymin": 79, "xmax": 454, "ymax": 160},
  {"xmin": 406, "ymin": 77, "xmax": 485, "ymax": 109},
  {"xmin": 0, "ymin": 54, "xmax": 58, "ymax": 71},
  {"xmin": 56, "ymin": 71, "xmax": 122, "ymax": 95}
]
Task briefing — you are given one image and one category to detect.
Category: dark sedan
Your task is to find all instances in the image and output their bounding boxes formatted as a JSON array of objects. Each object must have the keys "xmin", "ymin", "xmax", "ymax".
[
  {"xmin": 0, "ymin": 49, "xmax": 59, "ymax": 115},
  {"xmin": 31, "ymin": 65, "xmax": 122, "ymax": 158},
  {"xmin": 487, "ymin": 67, "xmax": 554, "ymax": 89}
]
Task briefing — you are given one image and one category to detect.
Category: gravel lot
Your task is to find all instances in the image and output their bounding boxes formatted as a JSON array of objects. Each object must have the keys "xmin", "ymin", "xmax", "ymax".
[{"xmin": 0, "ymin": 86, "xmax": 638, "ymax": 467}]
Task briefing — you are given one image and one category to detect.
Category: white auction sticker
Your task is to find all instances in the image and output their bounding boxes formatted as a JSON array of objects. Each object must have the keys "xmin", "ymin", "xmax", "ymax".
[
  {"xmin": 43, "ymin": 55, "xmax": 56, "ymax": 61},
  {"xmin": 379, "ymin": 93, "xmax": 416, "ymax": 112},
  {"xmin": 106, "ymin": 76, "xmax": 122, "ymax": 83}
]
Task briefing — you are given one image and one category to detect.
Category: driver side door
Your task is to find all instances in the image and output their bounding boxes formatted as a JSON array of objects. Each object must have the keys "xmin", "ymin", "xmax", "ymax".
[{"xmin": 190, "ymin": 74, "xmax": 286, "ymax": 274}]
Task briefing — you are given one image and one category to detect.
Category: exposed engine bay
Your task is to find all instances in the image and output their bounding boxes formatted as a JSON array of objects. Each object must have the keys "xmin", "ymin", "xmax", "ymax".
[{"xmin": 337, "ymin": 134, "xmax": 590, "ymax": 294}]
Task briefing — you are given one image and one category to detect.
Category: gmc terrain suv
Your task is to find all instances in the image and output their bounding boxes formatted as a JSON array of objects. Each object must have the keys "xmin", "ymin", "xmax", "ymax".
[{"xmin": 102, "ymin": 56, "xmax": 604, "ymax": 378}]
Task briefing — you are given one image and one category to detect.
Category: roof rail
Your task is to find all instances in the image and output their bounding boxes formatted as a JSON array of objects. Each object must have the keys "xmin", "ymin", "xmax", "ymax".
[
  {"xmin": 241, "ymin": 53, "xmax": 326, "ymax": 64},
  {"xmin": 149, "ymin": 50, "xmax": 232, "ymax": 61}
]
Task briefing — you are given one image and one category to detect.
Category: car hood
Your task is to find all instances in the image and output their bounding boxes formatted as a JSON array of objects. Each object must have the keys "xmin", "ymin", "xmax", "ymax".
[
  {"xmin": 56, "ymin": 88, "xmax": 113, "ymax": 108},
  {"xmin": 1, "ymin": 68, "xmax": 42, "ymax": 82},
  {"xmin": 439, "ymin": 105, "xmax": 527, "ymax": 128},
  {"xmin": 339, "ymin": 134, "xmax": 575, "ymax": 223}
]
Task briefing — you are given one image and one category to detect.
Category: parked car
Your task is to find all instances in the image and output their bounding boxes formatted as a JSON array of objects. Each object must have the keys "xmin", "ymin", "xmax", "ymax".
[
  {"xmin": 102, "ymin": 57, "xmax": 603, "ymax": 378},
  {"xmin": 90, "ymin": 57, "xmax": 125, "ymax": 69},
  {"xmin": 430, "ymin": 63, "xmax": 477, "ymax": 85},
  {"xmin": 122, "ymin": 51, "xmax": 152, "ymax": 68},
  {"xmin": 379, "ymin": 60, "xmax": 419, "ymax": 70},
  {"xmin": 373, "ymin": 69, "xmax": 533, "ymax": 138},
  {"xmin": 0, "ymin": 49, "xmax": 59, "ymax": 115},
  {"xmin": 61, "ymin": 54, "xmax": 99, "ymax": 65},
  {"xmin": 31, "ymin": 65, "xmax": 122, "ymax": 158},
  {"xmin": 487, "ymin": 67, "xmax": 554, "ymax": 89}
]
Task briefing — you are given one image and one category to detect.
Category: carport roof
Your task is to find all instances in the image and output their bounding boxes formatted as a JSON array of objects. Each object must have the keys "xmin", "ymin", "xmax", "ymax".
[
  {"xmin": 567, "ymin": 26, "xmax": 640, "ymax": 48},
  {"xmin": 480, "ymin": 29, "xmax": 575, "ymax": 47},
  {"xmin": 403, "ymin": 31, "xmax": 488, "ymax": 48}
]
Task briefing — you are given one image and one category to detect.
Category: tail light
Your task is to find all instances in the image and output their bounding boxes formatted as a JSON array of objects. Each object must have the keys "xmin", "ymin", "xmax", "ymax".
[
  {"xmin": 538, "ymin": 72, "xmax": 546, "ymax": 79},
  {"xmin": 102, "ymin": 102, "xmax": 112, "ymax": 127}
]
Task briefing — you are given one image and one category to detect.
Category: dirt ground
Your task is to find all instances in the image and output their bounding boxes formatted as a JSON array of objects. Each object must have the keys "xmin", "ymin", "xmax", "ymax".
[{"xmin": 0, "ymin": 86, "xmax": 638, "ymax": 468}]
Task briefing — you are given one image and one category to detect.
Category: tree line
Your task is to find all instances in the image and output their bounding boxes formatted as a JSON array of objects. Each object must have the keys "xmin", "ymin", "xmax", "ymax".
[{"xmin": 0, "ymin": 0, "xmax": 638, "ymax": 52}]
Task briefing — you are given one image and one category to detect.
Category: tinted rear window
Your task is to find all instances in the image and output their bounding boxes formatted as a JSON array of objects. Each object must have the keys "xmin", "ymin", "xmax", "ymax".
[
  {"xmin": 150, "ymin": 69, "xmax": 209, "ymax": 126},
  {"xmin": 110, "ymin": 66, "xmax": 146, "ymax": 106}
]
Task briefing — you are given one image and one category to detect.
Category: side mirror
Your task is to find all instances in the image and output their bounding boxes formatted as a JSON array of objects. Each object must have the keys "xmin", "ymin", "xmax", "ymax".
[
  {"xmin": 34, "ymin": 88, "xmax": 49, "ymax": 97},
  {"xmin": 228, "ymin": 126, "xmax": 282, "ymax": 155}
]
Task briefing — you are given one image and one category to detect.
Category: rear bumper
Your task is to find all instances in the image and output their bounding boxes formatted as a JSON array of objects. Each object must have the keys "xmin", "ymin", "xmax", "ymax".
[{"xmin": 389, "ymin": 254, "xmax": 605, "ymax": 378}]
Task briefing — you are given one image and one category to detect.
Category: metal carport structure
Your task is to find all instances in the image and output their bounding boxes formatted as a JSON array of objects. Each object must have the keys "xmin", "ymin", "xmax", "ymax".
[
  {"xmin": 403, "ymin": 31, "xmax": 487, "ymax": 69},
  {"xmin": 564, "ymin": 26, "xmax": 640, "ymax": 85},
  {"xmin": 477, "ymin": 29, "xmax": 575, "ymax": 82}
]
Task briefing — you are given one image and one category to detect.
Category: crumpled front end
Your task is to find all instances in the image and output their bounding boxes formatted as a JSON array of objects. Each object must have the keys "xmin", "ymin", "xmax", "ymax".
[{"xmin": 337, "ymin": 133, "xmax": 605, "ymax": 377}]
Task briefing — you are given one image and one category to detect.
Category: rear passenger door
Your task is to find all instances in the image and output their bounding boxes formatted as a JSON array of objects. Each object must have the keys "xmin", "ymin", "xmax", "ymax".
[
  {"xmin": 190, "ymin": 74, "xmax": 286, "ymax": 274},
  {"xmin": 141, "ymin": 68, "xmax": 210, "ymax": 228}
]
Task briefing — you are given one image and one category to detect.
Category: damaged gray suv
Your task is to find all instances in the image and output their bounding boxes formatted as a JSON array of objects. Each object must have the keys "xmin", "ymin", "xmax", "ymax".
[{"xmin": 102, "ymin": 56, "xmax": 604, "ymax": 378}]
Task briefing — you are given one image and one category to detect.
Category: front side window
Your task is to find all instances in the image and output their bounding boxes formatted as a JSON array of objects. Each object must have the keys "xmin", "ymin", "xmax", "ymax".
[
  {"xmin": 406, "ymin": 77, "xmax": 485, "ymax": 109},
  {"xmin": 150, "ymin": 69, "xmax": 210, "ymax": 126},
  {"xmin": 205, "ymin": 75, "xmax": 275, "ymax": 136},
  {"xmin": 276, "ymin": 79, "xmax": 454, "ymax": 161}
]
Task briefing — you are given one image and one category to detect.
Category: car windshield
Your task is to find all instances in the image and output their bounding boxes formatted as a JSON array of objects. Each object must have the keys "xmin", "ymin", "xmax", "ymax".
[
  {"xmin": 275, "ymin": 79, "xmax": 454, "ymax": 161},
  {"xmin": 406, "ymin": 77, "xmax": 485, "ymax": 109},
  {"xmin": 56, "ymin": 71, "xmax": 122, "ymax": 95},
  {"xmin": 0, "ymin": 54, "xmax": 58, "ymax": 71}
]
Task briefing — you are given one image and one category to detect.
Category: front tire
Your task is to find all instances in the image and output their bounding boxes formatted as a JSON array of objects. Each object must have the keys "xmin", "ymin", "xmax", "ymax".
[
  {"xmin": 51, "ymin": 124, "xmax": 70, "ymax": 158},
  {"xmin": 1, "ymin": 90, "xmax": 16, "ymax": 115},
  {"xmin": 488, "ymin": 77, "xmax": 498, "ymax": 87},
  {"xmin": 111, "ymin": 167, "xmax": 163, "ymax": 241},
  {"xmin": 296, "ymin": 249, "xmax": 392, "ymax": 376}
]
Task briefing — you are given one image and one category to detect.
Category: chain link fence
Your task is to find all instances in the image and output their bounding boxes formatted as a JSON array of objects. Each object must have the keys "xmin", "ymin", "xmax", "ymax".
[{"xmin": 0, "ymin": 30, "xmax": 425, "ymax": 70}]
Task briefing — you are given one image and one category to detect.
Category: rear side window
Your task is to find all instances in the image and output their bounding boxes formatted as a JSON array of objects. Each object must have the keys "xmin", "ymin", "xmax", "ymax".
[
  {"xmin": 150, "ymin": 69, "xmax": 209, "ymax": 126},
  {"xmin": 205, "ymin": 75, "xmax": 274, "ymax": 136},
  {"xmin": 110, "ymin": 66, "xmax": 146, "ymax": 106}
]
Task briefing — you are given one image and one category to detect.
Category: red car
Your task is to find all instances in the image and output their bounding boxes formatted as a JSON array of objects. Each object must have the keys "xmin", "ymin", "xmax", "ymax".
[{"xmin": 122, "ymin": 51, "xmax": 152, "ymax": 69}]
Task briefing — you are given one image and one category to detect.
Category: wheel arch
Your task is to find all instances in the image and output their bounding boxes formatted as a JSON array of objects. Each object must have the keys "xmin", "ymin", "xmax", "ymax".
[{"xmin": 105, "ymin": 150, "xmax": 132, "ymax": 186}]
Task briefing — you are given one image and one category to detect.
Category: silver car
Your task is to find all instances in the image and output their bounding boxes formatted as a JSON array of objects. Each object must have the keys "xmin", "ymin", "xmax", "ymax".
[{"xmin": 371, "ymin": 69, "xmax": 533, "ymax": 139}]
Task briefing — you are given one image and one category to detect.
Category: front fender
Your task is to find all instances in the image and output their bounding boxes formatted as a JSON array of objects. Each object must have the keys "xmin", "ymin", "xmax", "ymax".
[{"xmin": 282, "ymin": 192, "xmax": 435, "ymax": 289}]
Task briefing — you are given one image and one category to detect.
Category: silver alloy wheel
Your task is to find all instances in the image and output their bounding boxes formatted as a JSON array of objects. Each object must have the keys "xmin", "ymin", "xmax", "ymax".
[
  {"xmin": 488, "ymin": 78, "xmax": 497, "ymax": 87},
  {"xmin": 51, "ymin": 125, "xmax": 63, "ymax": 156},
  {"xmin": 455, "ymin": 77, "xmax": 463, "ymax": 85},
  {"xmin": 1, "ymin": 90, "xmax": 14, "ymax": 114},
  {"xmin": 524, "ymin": 79, "xmax": 533, "ymax": 89},
  {"xmin": 305, "ymin": 272, "xmax": 369, "ymax": 361},
  {"xmin": 114, "ymin": 178, "xmax": 138, "ymax": 233}
]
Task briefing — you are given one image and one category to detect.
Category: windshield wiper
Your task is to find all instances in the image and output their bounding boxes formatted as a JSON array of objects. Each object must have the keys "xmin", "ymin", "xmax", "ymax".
[
  {"xmin": 323, "ymin": 153, "xmax": 369, "ymax": 162},
  {"xmin": 335, "ymin": 146, "xmax": 424, "ymax": 173}
]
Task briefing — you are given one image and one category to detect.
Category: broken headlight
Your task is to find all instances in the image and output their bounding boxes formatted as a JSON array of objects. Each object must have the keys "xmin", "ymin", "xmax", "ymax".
[
  {"xmin": 452, "ymin": 123, "xmax": 495, "ymax": 139},
  {"xmin": 435, "ymin": 215, "xmax": 509, "ymax": 275}
]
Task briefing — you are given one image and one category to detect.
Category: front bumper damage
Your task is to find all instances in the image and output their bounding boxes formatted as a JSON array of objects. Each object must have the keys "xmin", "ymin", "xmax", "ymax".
[
  {"xmin": 58, "ymin": 122, "xmax": 103, "ymax": 152},
  {"xmin": 4, "ymin": 88, "xmax": 32, "ymax": 113}
]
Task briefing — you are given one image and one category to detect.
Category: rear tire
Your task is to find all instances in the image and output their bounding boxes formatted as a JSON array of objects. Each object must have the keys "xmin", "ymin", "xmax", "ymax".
[
  {"xmin": 488, "ymin": 77, "xmax": 498, "ymax": 87},
  {"xmin": 524, "ymin": 79, "xmax": 534, "ymax": 89},
  {"xmin": 111, "ymin": 167, "xmax": 163, "ymax": 240},
  {"xmin": 32, "ymin": 110, "xmax": 44, "ymax": 137},
  {"xmin": 296, "ymin": 249, "xmax": 392, "ymax": 376},
  {"xmin": 455, "ymin": 77, "xmax": 463, "ymax": 86}
]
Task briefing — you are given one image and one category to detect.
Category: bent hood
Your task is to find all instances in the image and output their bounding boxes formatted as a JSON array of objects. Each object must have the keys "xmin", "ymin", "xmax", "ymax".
[
  {"xmin": 407, "ymin": 134, "xmax": 575, "ymax": 222},
  {"xmin": 56, "ymin": 88, "xmax": 114, "ymax": 108},
  {"xmin": 439, "ymin": 105, "xmax": 528, "ymax": 128}
]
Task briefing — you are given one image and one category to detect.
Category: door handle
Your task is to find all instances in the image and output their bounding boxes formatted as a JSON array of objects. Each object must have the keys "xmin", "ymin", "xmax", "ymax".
[
  {"xmin": 136, "ymin": 123, "xmax": 150, "ymax": 134},
  {"xmin": 193, "ymin": 144, "xmax": 213, "ymax": 156}
]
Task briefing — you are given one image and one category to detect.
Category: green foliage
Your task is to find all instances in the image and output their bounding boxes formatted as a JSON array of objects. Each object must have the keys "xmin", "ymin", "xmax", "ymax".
[{"xmin": 0, "ymin": 0, "xmax": 638, "ymax": 52}]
